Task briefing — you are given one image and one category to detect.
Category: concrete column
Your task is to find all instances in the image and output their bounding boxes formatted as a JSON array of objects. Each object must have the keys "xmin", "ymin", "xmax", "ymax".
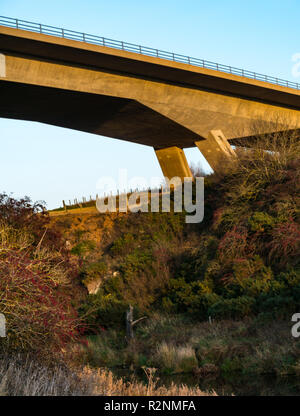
[
  {"xmin": 195, "ymin": 130, "xmax": 236, "ymax": 172},
  {"xmin": 155, "ymin": 146, "xmax": 193, "ymax": 180}
]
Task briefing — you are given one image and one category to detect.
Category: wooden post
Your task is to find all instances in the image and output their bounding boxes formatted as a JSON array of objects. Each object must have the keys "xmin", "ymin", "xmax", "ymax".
[
  {"xmin": 0, "ymin": 313, "xmax": 6, "ymax": 338},
  {"xmin": 62, "ymin": 200, "xmax": 66, "ymax": 211},
  {"xmin": 125, "ymin": 305, "xmax": 147, "ymax": 341},
  {"xmin": 126, "ymin": 305, "xmax": 134, "ymax": 340}
]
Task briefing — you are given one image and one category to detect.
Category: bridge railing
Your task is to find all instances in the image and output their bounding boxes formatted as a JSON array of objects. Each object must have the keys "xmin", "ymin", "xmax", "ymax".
[{"xmin": 1, "ymin": 15, "xmax": 299, "ymax": 90}]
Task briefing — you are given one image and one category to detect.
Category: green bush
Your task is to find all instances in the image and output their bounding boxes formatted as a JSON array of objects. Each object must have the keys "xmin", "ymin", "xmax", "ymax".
[
  {"xmin": 208, "ymin": 296, "xmax": 255, "ymax": 319},
  {"xmin": 248, "ymin": 212, "xmax": 275, "ymax": 232},
  {"xmin": 71, "ymin": 240, "xmax": 96, "ymax": 257},
  {"xmin": 81, "ymin": 261, "xmax": 108, "ymax": 286},
  {"xmin": 110, "ymin": 233, "xmax": 135, "ymax": 256}
]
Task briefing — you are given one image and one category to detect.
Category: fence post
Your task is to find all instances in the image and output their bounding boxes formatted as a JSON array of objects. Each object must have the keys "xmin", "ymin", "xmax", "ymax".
[{"xmin": 0, "ymin": 313, "xmax": 6, "ymax": 338}]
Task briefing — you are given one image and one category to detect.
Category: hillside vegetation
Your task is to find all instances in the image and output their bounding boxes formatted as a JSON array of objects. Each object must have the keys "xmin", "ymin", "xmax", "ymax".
[{"xmin": 52, "ymin": 132, "xmax": 300, "ymax": 326}]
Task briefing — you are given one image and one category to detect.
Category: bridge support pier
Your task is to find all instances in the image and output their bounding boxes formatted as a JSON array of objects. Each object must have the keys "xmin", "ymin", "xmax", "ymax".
[
  {"xmin": 155, "ymin": 146, "xmax": 193, "ymax": 181},
  {"xmin": 195, "ymin": 130, "xmax": 236, "ymax": 173}
]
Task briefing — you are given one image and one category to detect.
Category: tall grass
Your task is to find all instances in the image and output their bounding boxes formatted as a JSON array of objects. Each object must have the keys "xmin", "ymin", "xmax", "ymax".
[
  {"xmin": 0, "ymin": 354, "xmax": 214, "ymax": 396},
  {"xmin": 154, "ymin": 342, "xmax": 198, "ymax": 373}
]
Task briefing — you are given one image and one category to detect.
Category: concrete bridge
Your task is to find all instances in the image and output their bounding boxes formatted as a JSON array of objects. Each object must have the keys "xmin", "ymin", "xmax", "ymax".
[{"xmin": 1, "ymin": 16, "xmax": 300, "ymax": 179}]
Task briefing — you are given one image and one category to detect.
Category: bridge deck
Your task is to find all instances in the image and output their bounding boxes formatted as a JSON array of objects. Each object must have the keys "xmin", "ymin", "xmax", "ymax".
[{"xmin": 1, "ymin": 18, "xmax": 300, "ymax": 113}]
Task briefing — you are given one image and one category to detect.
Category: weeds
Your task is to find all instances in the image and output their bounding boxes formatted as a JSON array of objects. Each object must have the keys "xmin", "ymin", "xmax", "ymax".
[{"xmin": 0, "ymin": 354, "xmax": 214, "ymax": 396}]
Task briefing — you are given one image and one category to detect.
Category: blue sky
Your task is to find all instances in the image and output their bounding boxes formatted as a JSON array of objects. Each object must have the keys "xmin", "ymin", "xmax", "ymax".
[{"xmin": 1, "ymin": 0, "xmax": 300, "ymax": 208}]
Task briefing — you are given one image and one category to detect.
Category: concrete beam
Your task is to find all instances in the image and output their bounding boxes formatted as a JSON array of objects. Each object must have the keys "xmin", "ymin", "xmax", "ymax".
[
  {"xmin": 155, "ymin": 146, "xmax": 193, "ymax": 181},
  {"xmin": 195, "ymin": 130, "xmax": 236, "ymax": 172}
]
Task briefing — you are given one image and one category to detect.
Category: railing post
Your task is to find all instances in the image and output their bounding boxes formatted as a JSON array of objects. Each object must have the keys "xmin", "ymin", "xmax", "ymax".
[
  {"xmin": 139, "ymin": 45, "xmax": 142, "ymax": 54},
  {"xmin": 16, "ymin": 18, "xmax": 18, "ymax": 29},
  {"xmin": 188, "ymin": 56, "xmax": 190, "ymax": 64},
  {"xmin": 121, "ymin": 41, "xmax": 124, "ymax": 50},
  {"xmin": 62, "ymin": 28, "xmax": 64, "ymax": 38},
  {"xmin": 103, "ymin": 37, "xmax": 105, "ymax": 46},
  {"xmin": 83, "ymin": 33, "xmax": 85, "ymax": 42}
]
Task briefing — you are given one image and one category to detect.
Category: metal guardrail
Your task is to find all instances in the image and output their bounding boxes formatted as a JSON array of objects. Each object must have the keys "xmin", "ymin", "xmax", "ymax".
[{"xmin": 1, "ymin": 15, "xmax": 299, "ymax": 91}]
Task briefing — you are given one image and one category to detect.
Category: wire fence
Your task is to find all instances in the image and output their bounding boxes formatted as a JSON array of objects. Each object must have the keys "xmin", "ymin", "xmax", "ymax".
[{"xmin": 1, "ymin": 15, "xmax": 299, "ymax": 90}]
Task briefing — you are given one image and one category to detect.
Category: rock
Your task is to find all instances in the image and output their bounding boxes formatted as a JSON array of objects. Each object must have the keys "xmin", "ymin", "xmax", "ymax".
[{"xmin": 85, "ymin": 278, "xmax": 102, "ymax": 295}]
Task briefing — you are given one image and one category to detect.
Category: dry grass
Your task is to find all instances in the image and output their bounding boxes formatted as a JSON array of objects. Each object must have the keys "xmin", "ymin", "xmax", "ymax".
[
  {"xmin": 154, "ymin": 342, "xmax": 198, "ymax": 373},
  {"xmin": 78, "ymin": 366, "xmax": 215, "ymax": 396},
  {"xmin": 50, "ymin": 207, "xmax": 98, "ymax": 217},
  {"xmin": 0, "ymin": 354, "xmax": 83, "ymax": 396},
  {"xmin": 0, "ymin": 354, "xmax": 214, "ymax": 396}
]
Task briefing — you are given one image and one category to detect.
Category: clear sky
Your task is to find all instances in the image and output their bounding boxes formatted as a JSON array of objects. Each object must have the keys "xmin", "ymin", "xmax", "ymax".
[{"xmin": 1, "ymin": 0, "xmax": 300, "ymax": 208}]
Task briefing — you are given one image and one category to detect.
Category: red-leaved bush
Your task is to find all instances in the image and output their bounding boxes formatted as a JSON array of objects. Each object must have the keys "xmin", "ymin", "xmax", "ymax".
[
  {"xmin": 0, "ymin": 223, "xmax": 84, "ymax": 356},
  {"xmin": 268, "ymin": 220, "xmax": 300, "ymax": 266},
  {"xmin": 217, "ymin": 226, "xmax": 250, "ymax": 264}
]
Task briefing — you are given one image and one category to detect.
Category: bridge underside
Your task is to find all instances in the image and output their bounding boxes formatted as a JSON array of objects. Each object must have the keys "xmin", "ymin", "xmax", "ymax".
[{"xmin": 0, "ymin": 81, "xmax": 202, "ymax": 149}]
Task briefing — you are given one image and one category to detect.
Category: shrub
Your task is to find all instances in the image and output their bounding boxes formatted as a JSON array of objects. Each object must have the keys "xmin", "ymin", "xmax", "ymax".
[
  {"xmin": 208, "ymin": 296, "xmax": 255, "ymax": 319},
  {"xmin": 110, "ymin": 233, "xmax": 135, "ymax": 256},
  {"xmin": 71, "ymin": 240, "xmax": 96, "ymax": 257},
  {"xmin": 268, "ymin": 220, "xmax": 300, "ymax": 266},
  {"xmin": 81, "ymin": 261, "xmax": 107, "ymax": 286},
  {"xmin": 0, "ymin": 193, "xmax": 64, "ymax": 251},
  {"xmin": 0, "ymin": 223, "xmax": 82, "ymax": 356},
  {"xmin": 248, "ymin": 212, "xmax": 275, "ymax": 233}
]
